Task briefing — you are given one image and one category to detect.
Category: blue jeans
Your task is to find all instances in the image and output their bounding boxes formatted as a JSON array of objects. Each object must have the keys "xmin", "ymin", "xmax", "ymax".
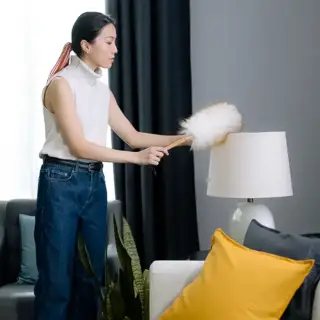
[{"xmin": 33, "ymin": 157, "xmax": 107, "ymax": 320}]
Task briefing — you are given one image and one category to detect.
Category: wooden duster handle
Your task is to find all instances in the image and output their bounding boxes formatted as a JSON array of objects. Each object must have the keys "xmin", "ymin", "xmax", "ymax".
[{"xmin": 165, "ymin": 136, "xmax": 192, "ymax": 151}]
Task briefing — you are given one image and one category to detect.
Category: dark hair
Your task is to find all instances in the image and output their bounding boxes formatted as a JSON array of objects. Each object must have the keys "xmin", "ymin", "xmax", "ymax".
[{"xmin": 71, "ymin": 11, "xmax": 115, "ymax": 57}]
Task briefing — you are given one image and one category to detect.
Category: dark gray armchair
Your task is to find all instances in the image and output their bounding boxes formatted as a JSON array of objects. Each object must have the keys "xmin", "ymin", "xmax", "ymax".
[{"xmin": 0, "ymin": 199, "xmax": 122, "ymax": 320}]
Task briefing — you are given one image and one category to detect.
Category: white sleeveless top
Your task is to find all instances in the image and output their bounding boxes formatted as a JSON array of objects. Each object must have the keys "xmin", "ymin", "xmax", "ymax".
[{"xmin": 39, "ymin": 55, "xmax": 110, "ymax": 161}]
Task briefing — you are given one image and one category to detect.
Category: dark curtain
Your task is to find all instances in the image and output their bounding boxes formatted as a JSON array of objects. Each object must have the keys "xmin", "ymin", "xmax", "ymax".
[{"xmin": 107, "ymin": 0, "xmax": 199, "ymax": 269}]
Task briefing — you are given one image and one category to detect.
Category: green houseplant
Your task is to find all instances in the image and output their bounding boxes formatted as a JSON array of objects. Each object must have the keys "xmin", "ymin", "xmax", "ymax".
[{"xmin": 77, "ymin": 215, "xmax": 149, "ymax": 320}]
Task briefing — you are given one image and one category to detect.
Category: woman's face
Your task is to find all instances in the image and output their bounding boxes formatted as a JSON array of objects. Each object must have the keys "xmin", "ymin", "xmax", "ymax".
[{"xmin": 82, "ymin": 23, "xmax": 118, "ymax": 69}]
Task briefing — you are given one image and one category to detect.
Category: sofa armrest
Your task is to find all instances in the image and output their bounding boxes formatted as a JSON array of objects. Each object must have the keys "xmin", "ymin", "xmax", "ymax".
[
  {"xmin": 312, "ymin": 280, "xmax": 320, "ymax": 320},
  {"xmin": 0, "ymin": 201, "xmax": 7, "ymax": 286},
  {"xmin": 107, "ymin": 200, "xmax": 122, "ymax": 246},
  {"xmin": 149, "ymin": 260, "xmax": 204, "ymax": 320},
  {"xmin": 105, "ymin": 200, "xmax": 122, "ymax": 278}
]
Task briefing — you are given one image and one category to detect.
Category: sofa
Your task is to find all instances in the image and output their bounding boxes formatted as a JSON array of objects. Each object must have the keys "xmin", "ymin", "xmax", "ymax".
[
  {"xmin": 0, "ymin": 199, "xmax": 122, "ymax": 320},
  {"xmin": 149, "ymin": 260, "xmax": 320, "ymax": 320}
]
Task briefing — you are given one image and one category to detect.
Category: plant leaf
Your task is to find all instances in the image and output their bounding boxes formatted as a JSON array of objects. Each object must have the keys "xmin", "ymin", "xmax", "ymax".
[
  {"xmin": 114, "ymin": 216, "xmax": 138, "ymax": 317},
  {"xmin": 119, "ymin": 268, "xmax": 142, "ymax": 320},
  {"xmin": 113, "ymin": 216, "xmax": 134, "ymax": 284},
  {"xmin": 113, "ymin": 216, "xmax": 147, "ymax": 319},
  {"xmin": 122, "ymin": 218, "xmax": 145, "ymax": 312},
  {"xmin": 143, "ymin": 269, "xmax": 150, "ymax": 320},
  {"xmin": 104, "ymin": 289, "xmax": 113, "ymax": 320},
  {"xmin": 109, "ymin": 272, "xmax": 126, "ymax": 320}
]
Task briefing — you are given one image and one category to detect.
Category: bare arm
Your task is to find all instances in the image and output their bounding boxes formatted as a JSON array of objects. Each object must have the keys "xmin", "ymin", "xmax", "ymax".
[
  {"xmin": 109, "ymin": 92, "xmax": 190, "ymax": 149},
  {"xmin": 45, "ymin": 78, "xmax": 165, "ymax": 164}
]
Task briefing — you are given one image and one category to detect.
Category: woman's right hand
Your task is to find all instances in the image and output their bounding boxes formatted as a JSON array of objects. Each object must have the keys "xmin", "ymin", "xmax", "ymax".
[{"xmin": 135, "ymin": 147, "xmax": 169, "ymax": 166}]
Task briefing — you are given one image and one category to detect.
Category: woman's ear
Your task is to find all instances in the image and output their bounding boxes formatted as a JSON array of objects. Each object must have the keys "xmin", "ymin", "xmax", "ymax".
[{"xmin": 80, "ymin": 39, "xmax": 91, "ymax": 54}]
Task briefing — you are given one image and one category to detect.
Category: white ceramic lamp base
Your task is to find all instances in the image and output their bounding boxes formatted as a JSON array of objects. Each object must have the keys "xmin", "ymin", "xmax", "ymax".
[{"xmin": 229, "ymin": 199, "xmax": 275, "ymax": 244}]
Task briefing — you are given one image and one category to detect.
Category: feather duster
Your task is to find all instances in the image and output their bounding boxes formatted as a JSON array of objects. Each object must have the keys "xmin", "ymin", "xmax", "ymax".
[{"xmin": 166, "ymin": 102, "xmax": 243, "ymax": 150}]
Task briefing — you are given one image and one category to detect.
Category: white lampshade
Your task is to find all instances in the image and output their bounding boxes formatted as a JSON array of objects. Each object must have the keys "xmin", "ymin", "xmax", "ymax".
[{"xmin": 207, "ymin": 131, "xmax": 293, "ymax": 199}]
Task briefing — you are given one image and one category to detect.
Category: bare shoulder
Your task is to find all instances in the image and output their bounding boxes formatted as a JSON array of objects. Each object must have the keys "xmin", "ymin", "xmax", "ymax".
[
  {"xmin": 45, "ymin": 77, "xmax": 74, "ymax": 112},
  {"xmin": 44, "ymin": 77, "xmax": 84, "ymax": 154}
]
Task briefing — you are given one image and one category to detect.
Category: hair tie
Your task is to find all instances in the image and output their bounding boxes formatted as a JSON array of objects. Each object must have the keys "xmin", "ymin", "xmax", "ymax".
[{"xmin": 47, "ymin": 42, "xmax": 72, "ymax": 83}]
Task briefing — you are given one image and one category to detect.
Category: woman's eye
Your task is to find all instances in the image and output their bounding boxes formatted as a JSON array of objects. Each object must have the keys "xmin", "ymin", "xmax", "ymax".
[{"xmin": 107, "ymin": 42, "xmax": 112, "ymax": 45}]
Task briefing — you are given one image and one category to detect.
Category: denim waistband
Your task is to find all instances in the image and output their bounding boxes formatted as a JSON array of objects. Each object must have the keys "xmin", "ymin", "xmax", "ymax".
[{"xmin": 42, "ymin": 155, "xmax": 103, "ymax": 172}]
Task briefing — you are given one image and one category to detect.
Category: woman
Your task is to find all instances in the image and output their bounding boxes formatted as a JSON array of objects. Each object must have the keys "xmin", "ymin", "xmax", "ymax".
[{"xmin": 34, "ymin": 11, "xmax": 189, "ymax": 320}]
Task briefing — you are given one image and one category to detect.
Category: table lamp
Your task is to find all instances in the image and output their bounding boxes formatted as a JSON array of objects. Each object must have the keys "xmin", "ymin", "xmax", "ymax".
[{"xmin": 206, "ymin": 131, "xmax": 293, "ymax": 244}]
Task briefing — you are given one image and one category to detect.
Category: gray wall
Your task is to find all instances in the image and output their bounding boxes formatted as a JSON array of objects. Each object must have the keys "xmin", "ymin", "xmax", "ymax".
[{"xmin": 190, "ymin": 0, "xmax": 320, "ymax": 249}]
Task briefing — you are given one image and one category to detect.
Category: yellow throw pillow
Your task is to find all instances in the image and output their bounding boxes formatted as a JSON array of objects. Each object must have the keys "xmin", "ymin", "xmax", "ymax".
[{"xmin": 160, "ymin": 228, "xmax": 314, "ymax": 320}]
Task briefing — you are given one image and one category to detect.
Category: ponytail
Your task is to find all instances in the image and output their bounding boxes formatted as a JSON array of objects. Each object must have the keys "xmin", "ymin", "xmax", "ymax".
[{"xmin": 47, "ymin": 42, "xmax": 72, "ymax": 83}]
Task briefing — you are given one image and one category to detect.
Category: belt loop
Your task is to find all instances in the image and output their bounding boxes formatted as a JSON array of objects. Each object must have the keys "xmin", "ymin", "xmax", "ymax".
[
  {"xmin": 88, "ymin": 162, "xmax": 95, "ymax": 172},
  {"xmin": 75, "ymin": 161, "xmax": 79, "ymax": 172}
]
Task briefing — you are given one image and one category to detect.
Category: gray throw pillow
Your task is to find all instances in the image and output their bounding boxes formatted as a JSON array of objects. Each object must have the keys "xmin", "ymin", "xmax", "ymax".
[
  {"xmin": 244, "ymin": 219, "xmax": 320, "ymax": 320},
  {"xmin": 17, "ymin": 214, "xmax": 38, "ymax": 284}
]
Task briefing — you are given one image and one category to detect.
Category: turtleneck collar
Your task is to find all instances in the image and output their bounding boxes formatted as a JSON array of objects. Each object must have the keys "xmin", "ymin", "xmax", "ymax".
[{"xmin": 69, "ymin": 54, "xmax": 102, "ymax": 84}]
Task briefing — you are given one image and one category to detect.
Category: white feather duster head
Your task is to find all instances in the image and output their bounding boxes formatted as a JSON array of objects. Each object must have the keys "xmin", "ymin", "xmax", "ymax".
[{"xmin": 179, "ymin": 102, "xmax": 243, "ymax": 150}]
